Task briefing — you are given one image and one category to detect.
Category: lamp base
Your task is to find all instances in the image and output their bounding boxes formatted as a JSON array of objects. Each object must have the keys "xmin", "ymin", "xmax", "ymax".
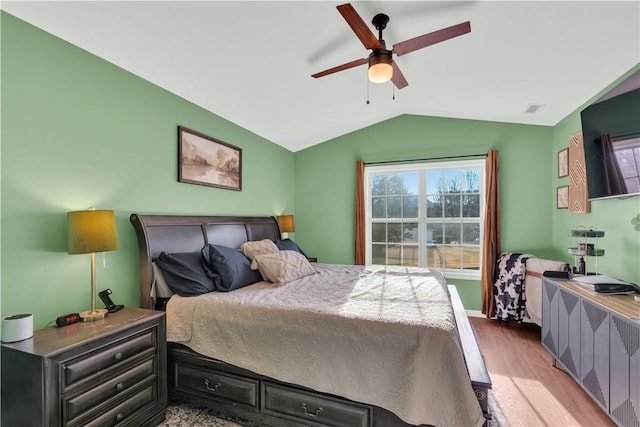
[{"xmin": 79, "ymin": 308, "xmax": 108, "ymax": 322}]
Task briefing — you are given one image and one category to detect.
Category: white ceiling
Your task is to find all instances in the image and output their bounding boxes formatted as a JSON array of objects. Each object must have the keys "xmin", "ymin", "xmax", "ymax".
[{"xmin": 2, "ymin": 1, "xmax": 639, "ymax": 152}]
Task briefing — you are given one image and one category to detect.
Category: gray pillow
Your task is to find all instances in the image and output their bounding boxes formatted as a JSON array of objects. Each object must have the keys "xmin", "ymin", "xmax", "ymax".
[
  {"xmin": 156, "ymin": 251, "xmax": 215, "ymax": 297},
  {"xmin": 152, "ymin": 262, "xmax": 174, "ymax": 299},
  {"xmin": 201, "ymin": 244, "xmax": 263, "ymax": 292}
]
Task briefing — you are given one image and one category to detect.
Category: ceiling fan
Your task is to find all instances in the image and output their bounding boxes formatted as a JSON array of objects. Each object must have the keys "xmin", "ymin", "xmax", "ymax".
[{"xmin": 311, "ymin": 3, "xmax": 471, "ymax": 89}]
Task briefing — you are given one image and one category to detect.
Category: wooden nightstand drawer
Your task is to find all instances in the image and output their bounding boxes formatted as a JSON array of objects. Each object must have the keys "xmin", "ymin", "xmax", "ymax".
[
  {"xmin": 262, "ymin": 382, "xmax": 372, "ymax": 427},
  {"xmin": 64, "ymin": 357, "xmax": 156, "ymax": 422},
  {"xmin": 176, "ymin": 364, "xmax": 258, "ymax": 408},
  {"xmin": 63, "ymin": 330, "xmax": 155, "ymax": 388},
  {"xmin": 78, "ymin": 382, "xmax": 157, "ymax": 427}
]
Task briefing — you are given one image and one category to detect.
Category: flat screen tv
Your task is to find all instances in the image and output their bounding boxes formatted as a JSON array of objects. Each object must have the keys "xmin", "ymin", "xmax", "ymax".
[{"xmin": 580, "ymin": 79, "xmax": 640, "ymax": 201}]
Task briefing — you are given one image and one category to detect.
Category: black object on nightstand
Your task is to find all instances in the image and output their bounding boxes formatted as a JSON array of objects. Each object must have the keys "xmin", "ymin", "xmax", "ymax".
[
  {"xmin": 55, "ymin": 312, "xmax": 80, "ymax": 327},
  {"xmin": 99, "ymin": 288, "xmax": 124, "ymax": 313},
  {"xmin": 1, "ymin": 307, "xmax": 167, "ymax": 426}
]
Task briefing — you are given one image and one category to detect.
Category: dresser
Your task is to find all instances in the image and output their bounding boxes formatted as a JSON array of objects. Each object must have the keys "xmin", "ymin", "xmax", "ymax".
[
  {"xmin": 1, "ymin": 307, "xmax": 167, "ymax": 427},
  {"xmin": 541, "ymin": 278, "xmax": 640, "ymax": 427}
]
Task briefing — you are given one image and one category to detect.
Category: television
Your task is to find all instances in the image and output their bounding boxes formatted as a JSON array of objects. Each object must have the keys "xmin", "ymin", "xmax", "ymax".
[{"xmin": 580, "ymin": 72, "xmax": 640, "ymax": 201}]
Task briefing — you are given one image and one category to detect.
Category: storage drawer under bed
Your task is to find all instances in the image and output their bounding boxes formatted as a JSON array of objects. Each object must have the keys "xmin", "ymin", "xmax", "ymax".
[
  {"xmin": 261, "ymin": 382, "xmax": 372, "ymax": 427},
  {"xmin": 174, "ymin": 363, "xmax": 258, "ymax": 408}
]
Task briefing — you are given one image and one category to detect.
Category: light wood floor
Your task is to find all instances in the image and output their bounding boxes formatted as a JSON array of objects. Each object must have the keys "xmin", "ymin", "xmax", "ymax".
[{"xmin": 470, "ymin": 317, "xmax": 615, "ymax": 427}]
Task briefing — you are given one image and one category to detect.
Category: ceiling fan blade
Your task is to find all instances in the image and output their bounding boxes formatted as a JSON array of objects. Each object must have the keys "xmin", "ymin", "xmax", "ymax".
[
  {"xmin": 391, "ymin": 62, "xmax": 409, "ymax": 89},
  {"xmin": 311, "ymin": 58, "xmax": 368, "ymax": 79},
  {"xmin": 393, "ymin": 21, "xmax": 471, "ymax": 56},
  {"xmin": 337, "ymin": 3, "xmax": 384, "ymax": 50}
]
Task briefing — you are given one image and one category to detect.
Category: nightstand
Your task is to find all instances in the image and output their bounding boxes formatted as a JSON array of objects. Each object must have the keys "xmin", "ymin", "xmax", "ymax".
[{"xmin": 1, "ymin": 307, "xmax": 167, "ymax": 427}]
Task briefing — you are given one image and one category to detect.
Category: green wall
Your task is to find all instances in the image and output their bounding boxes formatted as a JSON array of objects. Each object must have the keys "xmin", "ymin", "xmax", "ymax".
[
  {"xmin": 550, "ymin": 65, "xmax": 640, "ymax": 286},
  {"xmin": 0, "ymin": 13, "xmax": 294, "ymax": 329},
  {"xmin": 294, "ymin": 115, "xmax": 555, "ymax": 310},
  {"xmin": 1, "ymin": 11, "xmax": 638, "ymax": 326},
  {"xmin": 293, "ymin": 67, "xmax": 640, "ymax": 310}
]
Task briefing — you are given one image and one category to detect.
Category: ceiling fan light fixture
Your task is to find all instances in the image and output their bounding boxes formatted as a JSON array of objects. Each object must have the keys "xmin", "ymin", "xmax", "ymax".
[
  {"xmin": 368, "ymin": 51, "xmax": 393, "ymax": 83},
  {"xmin": 312, "ymin": 3, "xmax": 470, "ymax": 90},
  {"xmin": 368, "ymin": 62, "xmax": 393, "ymax": 83}
]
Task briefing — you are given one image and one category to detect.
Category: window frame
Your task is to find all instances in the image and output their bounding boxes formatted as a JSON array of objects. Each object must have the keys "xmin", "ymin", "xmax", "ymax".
[{"xmin": 364, "ymin": 159, "xmax": 485, "ymax": 280}]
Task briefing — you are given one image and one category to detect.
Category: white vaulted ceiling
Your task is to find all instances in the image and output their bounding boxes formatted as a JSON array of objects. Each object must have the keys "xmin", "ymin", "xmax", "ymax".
[{"xmin": 2, "ymin": 1, "xmax": 639, "ymax": 152}]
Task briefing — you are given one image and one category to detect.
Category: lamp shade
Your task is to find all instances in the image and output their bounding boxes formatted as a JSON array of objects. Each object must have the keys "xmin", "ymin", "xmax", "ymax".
[
  {"xmin": 68, "ymin": 210, "xmax": 119, "ymax": 254},
  {"xmin": 277, "ymin": 214, "xmax": 295, "ymax": 233}
]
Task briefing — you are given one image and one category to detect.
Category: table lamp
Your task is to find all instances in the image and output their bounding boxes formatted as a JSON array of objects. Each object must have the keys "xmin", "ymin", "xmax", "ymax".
[
  {"xmin": 277, "ymin": 214, "xmax": 295, "ymax": 239},
  {"xmin": 68, "ymin": 209, "xmax": 119, "ymax": 321}
]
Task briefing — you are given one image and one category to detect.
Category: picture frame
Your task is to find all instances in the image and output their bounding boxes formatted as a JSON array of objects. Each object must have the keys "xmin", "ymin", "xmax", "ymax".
[
  {"xmin": 557, "ymin": 147, "xmax": 569, "ymax": 177},
  {"xmin": 557, "ymin": 185, "xmax": 568, "ymax": 209},
  {"xmin": 178, "ymin": 126, "xmax": 242, "ymax": 191}
]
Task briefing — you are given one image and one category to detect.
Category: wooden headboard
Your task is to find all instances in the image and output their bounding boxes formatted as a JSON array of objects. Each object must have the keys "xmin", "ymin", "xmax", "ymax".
[{"xmin": 130, "ymin": 214, "xmax": 281, "ymax": 309}]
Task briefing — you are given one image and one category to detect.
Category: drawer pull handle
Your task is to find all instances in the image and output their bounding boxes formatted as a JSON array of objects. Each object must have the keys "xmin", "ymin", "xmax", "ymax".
[
  {"xmin": 116, "ymin": 382, "xmax": 124, "ymax": 392},
  {"xmin": 114, "ymin": 352, "xmax": 123, "ymax": 361},
  {"xmin": 301, "ymin": 403, "xmax": 323, "ymax": 417},
  {"xmin": 116, "ymin": 412, "xmax": 124, "ymax": 421},
  {"xmin": 204, "ymin": 379, "xmax": 222, "ymax": 392}
]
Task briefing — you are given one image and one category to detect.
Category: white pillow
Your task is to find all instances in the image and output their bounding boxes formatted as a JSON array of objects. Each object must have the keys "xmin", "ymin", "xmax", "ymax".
[
  {"xmin": 151, "ymin": 262, "xmax": 175, "ymax": 300},
  {"xmin": 240, "ymin": 239, "xmax": 279, "ymax": 260},
  {"xmin": 251, "ymin": 251, "xmax": 316, "ymax": 284}
]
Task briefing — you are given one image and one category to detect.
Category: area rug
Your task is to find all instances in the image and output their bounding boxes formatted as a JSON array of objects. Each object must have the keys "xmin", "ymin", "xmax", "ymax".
[
  {"xmin": 161, "ymin": 403, "xmax": 269, "ymax": 427},
  {"xmin": 160, "ymin": 390, "xmax": 507, "ymax": 427}
]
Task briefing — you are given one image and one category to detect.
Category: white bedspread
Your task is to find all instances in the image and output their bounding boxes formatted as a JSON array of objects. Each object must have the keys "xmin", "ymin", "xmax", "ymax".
[{"xmin": 166, "ymin": 263, "xmax": 484, "ymax": 426}]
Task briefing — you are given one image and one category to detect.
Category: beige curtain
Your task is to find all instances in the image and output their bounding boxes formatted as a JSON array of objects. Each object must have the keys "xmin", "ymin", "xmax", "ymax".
[
  {"xmin": 481, "ymin": 150, "xmax": 501, "ymax": 318},
  {"xmin": 355, "ymin": 160, "xmax": 366, "ymax": 265},
  {"xmin": 601, "ymin": 134, "xmax": 627, "ymax": 196}
]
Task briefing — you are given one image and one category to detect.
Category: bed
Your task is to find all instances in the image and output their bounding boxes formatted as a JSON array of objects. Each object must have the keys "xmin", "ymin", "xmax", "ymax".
[{"xmin": 130, "ymin": 213, "xmax": 492, "ymax": 427}]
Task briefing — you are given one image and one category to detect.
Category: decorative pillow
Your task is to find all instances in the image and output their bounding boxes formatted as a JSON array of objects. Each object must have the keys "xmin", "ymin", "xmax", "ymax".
[
  {"xmin": 151, "ymin": 262, "xmax": 175, "ymax": 299},
  {"xmin": 240, "ymin": 239, "xmax": 279, "ymax": 260},
  {"xmin": 275, "ymin": 238, "xmax": 308, "ymax": 258},
  {"xmin": 201, "ymin": 244, "xmax": 263, "ymax": 292},
  {"xmin": 251, "ymin": 250, "xmax": 316, "ymax": 284},
  {"xmin": 155, "ymin": 252, "xmax": 215, "ymax": 297}
]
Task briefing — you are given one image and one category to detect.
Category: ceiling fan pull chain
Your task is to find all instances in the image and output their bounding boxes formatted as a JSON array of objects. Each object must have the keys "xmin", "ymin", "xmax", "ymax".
[
  {"xmin": 392, "ymin": 83, "xmax": 395, "ymax": 100},
  {"xmin": 366, "ymin": 77, "xmax": 370, "ymax": 104}
]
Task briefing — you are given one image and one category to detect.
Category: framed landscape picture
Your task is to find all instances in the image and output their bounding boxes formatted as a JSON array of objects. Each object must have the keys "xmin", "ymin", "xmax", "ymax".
[{"xmin": 178, "ymin": 126, "xmax": 242, "ymax": 191}]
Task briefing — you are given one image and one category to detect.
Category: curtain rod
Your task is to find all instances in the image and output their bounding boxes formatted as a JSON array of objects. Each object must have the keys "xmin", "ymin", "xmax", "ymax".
[{"xmin": 364, "ymin": 153, "xmax": 487, "ymax": 166}]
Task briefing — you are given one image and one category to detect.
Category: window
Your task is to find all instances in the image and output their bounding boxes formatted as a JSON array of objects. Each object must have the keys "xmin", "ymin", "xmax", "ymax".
[
  {"xmin": 613, "ymin": 136, "xmax": 640, "ymax": 193},
  {"xmin": 365, "ymin": 159, "xmax": 484, "ymax": 279}
]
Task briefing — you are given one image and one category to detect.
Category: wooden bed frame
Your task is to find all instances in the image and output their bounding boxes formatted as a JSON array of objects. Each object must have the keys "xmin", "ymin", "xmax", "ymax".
[{"xmin": 130, "ymin": 213, "xmax": 492, "ymax": 427}]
